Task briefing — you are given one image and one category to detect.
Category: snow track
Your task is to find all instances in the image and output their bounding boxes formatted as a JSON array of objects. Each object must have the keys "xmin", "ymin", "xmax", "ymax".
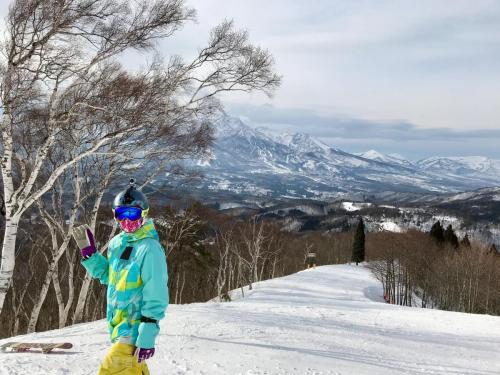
[{"xmin": 1, "ymin": 264, "xmax": 499, "ymax": 374}]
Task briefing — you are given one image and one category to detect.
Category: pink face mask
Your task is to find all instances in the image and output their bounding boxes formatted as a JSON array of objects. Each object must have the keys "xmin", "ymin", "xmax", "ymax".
[{"xmin": 119, "ymin": 218, "xmax": 143, "ymax": 233}]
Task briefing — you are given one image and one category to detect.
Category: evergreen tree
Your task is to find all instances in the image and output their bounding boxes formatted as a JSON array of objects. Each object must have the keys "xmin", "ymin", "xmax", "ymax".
[
  {"xmin": 429, "ymin": 221, "xmax": 444, "ymax": 242},
  {"xmin": 352, "ymin": 217, "xmax": 365, "ymax": 265},
  {"xmin": 460, "ymin": 234, "xmax": 471, "ymax": 248},
  {"xmin": 444, "ymin": 224, "xmax": 459, "ymax": 249}
]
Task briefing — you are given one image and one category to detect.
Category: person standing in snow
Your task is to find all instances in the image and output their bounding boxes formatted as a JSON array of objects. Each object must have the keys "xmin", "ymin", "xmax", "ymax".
[{"xmin": 73, "ymin": 180, "xmax": 168, "ymax": 375}]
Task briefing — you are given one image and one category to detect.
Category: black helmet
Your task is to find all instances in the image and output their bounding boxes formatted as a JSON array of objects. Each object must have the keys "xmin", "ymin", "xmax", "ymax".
[{"xmin": 112, "ymin": 179, "xmax": 149, "ymax": 210}]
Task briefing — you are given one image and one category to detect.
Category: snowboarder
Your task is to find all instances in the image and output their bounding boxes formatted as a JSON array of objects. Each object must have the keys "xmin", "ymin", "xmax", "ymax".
[{"xmin": 73, "ymin": 180, "xmax": 168, "ymax": 375}]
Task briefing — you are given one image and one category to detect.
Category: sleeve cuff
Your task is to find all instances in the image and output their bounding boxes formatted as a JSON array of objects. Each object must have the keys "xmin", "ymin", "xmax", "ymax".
[{"xmin": 135, "ymin": 322, "xmax": 160, "ymax": 349}]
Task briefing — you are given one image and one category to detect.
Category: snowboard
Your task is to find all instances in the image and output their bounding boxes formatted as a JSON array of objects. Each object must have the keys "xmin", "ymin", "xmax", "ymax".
[{"xmin": 1, "ymin": 342, "xmax": 73, "ymax": 354}]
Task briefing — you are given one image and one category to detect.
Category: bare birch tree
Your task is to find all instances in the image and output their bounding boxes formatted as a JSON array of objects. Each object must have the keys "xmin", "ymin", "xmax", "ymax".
[
  {"xmin": 26, "ymin": 164, "xmax": 81, "ymax": 332},
  {"xmin": 0, "ymin": 0, "xmax": 195, "ymax": 314},
  {"xmin": 157, "ymin": 205, "xmax": 203, "ymax": 257},
  {"xmin": 0, "ymin": 0, "xmax": 281, "ymax": 315},
  {"xmin": 8, "ymin": 230, "xmax": 43, "ymax": 336},
  {"xmin": 215, "ymin": 227, "xmax": 233, "ymax": 301}
]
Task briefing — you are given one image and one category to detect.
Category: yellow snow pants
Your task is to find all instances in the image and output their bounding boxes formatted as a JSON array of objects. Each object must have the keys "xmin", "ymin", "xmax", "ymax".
[{"xmin": 98, "ymin": 343, "xmax": 150, "ymax": 375}]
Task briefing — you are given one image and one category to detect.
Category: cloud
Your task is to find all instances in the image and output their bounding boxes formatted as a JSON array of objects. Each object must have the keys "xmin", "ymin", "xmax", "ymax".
[
  {"xmin": 228, "ymin": 103, "xmax": 500, "ymax": 140},
  {"xmin": 0, "ymin": 1, "xmax": 498, "ymax": 133},
  {"xmin": 226, "ymin": 103, "xmax": 500, "ymax": 160}
]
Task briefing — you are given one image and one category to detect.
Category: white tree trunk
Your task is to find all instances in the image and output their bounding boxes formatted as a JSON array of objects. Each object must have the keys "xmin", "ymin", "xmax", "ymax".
[
  {"xmin": 61, "ymin": 251, "xmax": 77, "ymax": 328},
  {"xmin": 0, "ymin": 90, "xmax": 17, "ymax": 313},
  {"xmin": 174, "ymin": 271, "xmax": 180, "ymax": 304},
  {"xmin": 0, "ymin": 217, "xmax": 19, "ymax": 313},
  {"xmin": 27, "ymin": 261, "xmax": 57, "ymax": 333},
  {"xmin": 179, "ymin": 270, "xmax": 186, "ymax": 305},
  {"xmin": 72, "ymin": 274, "xmax": 93, "ymax": 324},
  {"xmin": 51, "ymin": 264, "xmax": 65, "ymax": 328},
  {"xmin": 51, "ymin": 257, "xmax": 75, "ymax": 329}
]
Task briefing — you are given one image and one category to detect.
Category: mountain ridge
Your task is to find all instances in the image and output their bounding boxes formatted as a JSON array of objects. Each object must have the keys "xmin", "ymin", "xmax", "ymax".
[{"xmin": 180, "ymin": 116, "xmax": 500, "ymax": 200}]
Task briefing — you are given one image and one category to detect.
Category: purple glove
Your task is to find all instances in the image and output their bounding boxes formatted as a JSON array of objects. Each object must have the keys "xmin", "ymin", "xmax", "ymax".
[
  {"xmin": 73, "ymin": 225, "xmax": 97, "ymax": 259},
  {"xmin": 134, "ymin": 347, "xmax": 155, "ymax": 363}
]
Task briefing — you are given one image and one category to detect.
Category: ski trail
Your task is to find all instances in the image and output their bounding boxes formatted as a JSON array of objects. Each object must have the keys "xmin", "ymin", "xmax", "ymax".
[{"xmin": 1, "ymin": 264, "xmax": 500, "ymax": 374}]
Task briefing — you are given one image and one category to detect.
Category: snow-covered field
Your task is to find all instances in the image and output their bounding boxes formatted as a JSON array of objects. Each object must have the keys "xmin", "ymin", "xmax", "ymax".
[
  {"xmin": 341, "ymin": 202, "xmax": 372, "ymax": 212},
  {"xmin": 379, "ymin": 221, "xmax": 403, "ymax": 232},
  {"xmin": 1, "ymin": 264, "xmax": 500, "ymax": 375}
]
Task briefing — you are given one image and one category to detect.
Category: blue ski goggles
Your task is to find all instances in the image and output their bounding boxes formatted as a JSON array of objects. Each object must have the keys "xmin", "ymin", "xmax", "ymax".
[{"xmin": 113, "ymin": 206, "xmax": 148, "ymax": 221}]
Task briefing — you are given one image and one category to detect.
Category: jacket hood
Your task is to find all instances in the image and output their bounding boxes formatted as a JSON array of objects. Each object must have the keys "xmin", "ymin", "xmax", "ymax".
[{"xmin": 119, "ymin": 218, "xmax": 159, "ymax": 242}]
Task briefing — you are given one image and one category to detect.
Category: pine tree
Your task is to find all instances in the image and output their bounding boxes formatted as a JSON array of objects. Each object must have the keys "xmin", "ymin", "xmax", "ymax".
[
  {"xmin": 352, "ymin": 217, "xmax": 365, "ymax": 265},
  {"xmin": 460, "ymin": 234, "xmax": 471, "ymax": 248},
  {"xmin": 444, "ymin": 224, "xmax": 459, "ymax": 249},
  {"xmin": 429, "ymin": 221, "xmax": 444, "ymax": 242}
]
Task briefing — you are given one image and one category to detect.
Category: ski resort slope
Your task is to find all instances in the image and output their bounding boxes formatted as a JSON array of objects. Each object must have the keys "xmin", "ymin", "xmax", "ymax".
[{"xmin": 1, "ymin": 264, "xmax": 500, "ymax": 375}]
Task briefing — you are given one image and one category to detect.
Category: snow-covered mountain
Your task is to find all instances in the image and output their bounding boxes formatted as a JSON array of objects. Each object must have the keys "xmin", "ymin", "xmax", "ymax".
[
  {"xmin": 356, "ymin": 150, "xmax": 415, "ymax": 168},
  {"xmin": 181, "ymin": 116, "xmax": 500, "ymax": 200},
  {"xmin": 442, "ymin": 186, "xmax": 500, "ymax": 203},
  {"xmin": 1, "ymin": 264, "xmax": 499, "ymax": 374},
  {"xmin": 417, "ymin": 156, "xmax": 500, "ymax": 185}
]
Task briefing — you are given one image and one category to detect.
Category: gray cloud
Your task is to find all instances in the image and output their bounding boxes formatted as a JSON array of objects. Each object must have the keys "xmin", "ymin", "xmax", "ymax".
[
  {"xmin": 226, "ymin": 103, "xmax": 500, "ymax": 160},
  {"xmin": 137, "ymin": 0, "xmax": 500, "ymax": 131},
  {"xmin": 0, "ymin": 0, "xmax": 498, "ymax": 159}
]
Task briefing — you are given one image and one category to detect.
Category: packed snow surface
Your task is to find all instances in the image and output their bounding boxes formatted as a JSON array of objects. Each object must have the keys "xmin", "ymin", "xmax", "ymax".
[{"xmin": 1, "ymin": 265, "xmax": 500, "ymax": 374}]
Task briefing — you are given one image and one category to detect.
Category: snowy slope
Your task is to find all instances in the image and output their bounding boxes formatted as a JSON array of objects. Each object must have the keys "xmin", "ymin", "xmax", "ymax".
[
  {"xmin": 417, "ymin": 156, "xmax": 500, "ymax": 177},
  {"xmin": 1, "ymin": 265, "xmax": 500, "ymax": 375},
  {"xmin": 356, "ymin": 150, "xmax": 415, "ymax": 168},
  {"xmin": 416, "ymin": 156, "xmax": 500, "ymax": 190}
]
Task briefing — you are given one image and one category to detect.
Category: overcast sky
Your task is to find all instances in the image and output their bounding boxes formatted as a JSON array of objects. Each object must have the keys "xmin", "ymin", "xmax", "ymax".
[
  {"xmin": 165, "ymin": 0, "xmax": 500, "ymax": 160},
  {"xmin": 2, "ymin": 1, "xmax": 499, "ymax": 160}
]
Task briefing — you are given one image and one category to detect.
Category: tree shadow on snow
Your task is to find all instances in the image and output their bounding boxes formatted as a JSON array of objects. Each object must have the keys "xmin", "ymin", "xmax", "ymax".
[{"xmin": 363, "ymin": 285, "xmax": 386, "ymax": 303}]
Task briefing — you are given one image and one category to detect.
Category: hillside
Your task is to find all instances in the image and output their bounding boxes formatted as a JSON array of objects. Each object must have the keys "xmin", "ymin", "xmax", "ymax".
[{"xmin": 1, "ymin": 265, "xmax": 499, "ymax": 374}]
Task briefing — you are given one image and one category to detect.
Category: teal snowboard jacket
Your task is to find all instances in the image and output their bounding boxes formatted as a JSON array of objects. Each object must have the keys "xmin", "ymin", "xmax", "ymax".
[{"xmin": 81, "ymin": 219, "xmax": 168, "ymax": 348}]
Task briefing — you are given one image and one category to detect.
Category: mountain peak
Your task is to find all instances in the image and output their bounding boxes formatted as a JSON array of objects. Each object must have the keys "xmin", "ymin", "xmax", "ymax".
[
  {"xmin": 357, "ymin": 149, "xmax": 414, "ymax": 168},
  {"xmin": 291, "ymin": 132, "xmax": 332, "ymax": 153},
  {"xmin": 216, "ymin": 116, "xmax": 259, "ymax": 139},
  {"xmin": 250, "ymin": 123, "xmax": 332, "ymax": 154},
  {"xmin": 359, "ymin": 149, "xmax": 385, "ymax": 160}
]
